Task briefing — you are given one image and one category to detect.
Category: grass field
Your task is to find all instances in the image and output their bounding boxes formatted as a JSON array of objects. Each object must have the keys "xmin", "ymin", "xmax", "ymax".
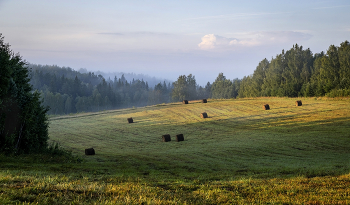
[{"xmin": 1, "ymin": 97, "xmax": 350, "ymax": 204}]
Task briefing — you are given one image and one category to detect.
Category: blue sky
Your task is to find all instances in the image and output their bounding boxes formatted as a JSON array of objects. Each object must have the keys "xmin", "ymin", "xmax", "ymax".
[{"xmin": 1, "ymin": 0, "xmax": 349, "ymax": 85}]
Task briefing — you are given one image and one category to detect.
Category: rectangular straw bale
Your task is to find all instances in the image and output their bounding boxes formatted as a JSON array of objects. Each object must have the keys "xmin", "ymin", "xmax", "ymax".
[
  {"xmin": 201, "ymin": 112, "xmax": 208, "ymax": 118},
  {"xmin": 295, "ymin": 100, "xmax": 302, "ymax": 106},
  {"xmin": 162, "ymin": 134, "xmax": 171, "ymax": 142},
  {"xmin": 263, "ymin": 104, "xmax": 270, "ymax": 110},
  {"xmin": 176, "ymin": 134, "xmax": 184, "ymax": 142},
  {"xmin": 85, "ymin": 148, "xmax": 95, "ymax": 155}
]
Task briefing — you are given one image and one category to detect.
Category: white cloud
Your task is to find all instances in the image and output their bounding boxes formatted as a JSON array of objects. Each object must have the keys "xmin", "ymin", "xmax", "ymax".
[
  {"xmin": 198, "ymin": 31, "xmax": 312, "ymax": 50},
  {"xmin": 198, "ymin": 34, "xmax": 239, "ymax": 50}
]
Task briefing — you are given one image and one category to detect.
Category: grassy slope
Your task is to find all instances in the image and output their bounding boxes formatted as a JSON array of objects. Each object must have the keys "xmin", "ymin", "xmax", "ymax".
[
  {"xmin": 49, "ymin": 97, "xmax": 350, "ymax": 179},
  {"xmin": 1, "ymin": 97, "xmax": 350, "ymax": 204}
]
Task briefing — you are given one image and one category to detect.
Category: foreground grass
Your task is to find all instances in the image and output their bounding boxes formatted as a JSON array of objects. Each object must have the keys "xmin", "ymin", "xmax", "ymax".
[
  {"xmin": 1, "ymin": 97, "xmax": 350, "ymax": 204},
  {"xmin": 1, "ymin": 168, "xmax": 350, "ymax": 204}
]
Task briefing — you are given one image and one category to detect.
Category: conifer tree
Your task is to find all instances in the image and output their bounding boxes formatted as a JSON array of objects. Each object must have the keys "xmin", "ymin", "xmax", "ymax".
[{"xmin": 0, "ymin": 34, "xmax": 49, "ymax": 154}]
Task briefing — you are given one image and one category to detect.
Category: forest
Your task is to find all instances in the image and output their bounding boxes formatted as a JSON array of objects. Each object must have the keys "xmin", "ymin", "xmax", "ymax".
[
  {"xmin": 29, "ymin": 40, "xmax": 350, "ymax": 115},
  {"xmin": 29, "ymin": 64, "xmax": 174, "ymax": 115}
]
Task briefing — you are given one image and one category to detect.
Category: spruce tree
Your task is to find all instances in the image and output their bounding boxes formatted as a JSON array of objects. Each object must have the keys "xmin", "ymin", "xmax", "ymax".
[{"xmin": 0, "ymin": 34, "xmax": 49, "ymax": 154}]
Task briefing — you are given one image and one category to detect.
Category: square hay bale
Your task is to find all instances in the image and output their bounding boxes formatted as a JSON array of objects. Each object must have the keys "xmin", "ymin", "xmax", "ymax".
[
  {"xmin": 162, "ymin": 134, "xmax": 171, "ymax": 142},
  {"xmin": 295, "ymin": 100, "xmax": 302, "ymax": 106},
  {"xmin": 202, "ymin": 99, "xmax": 207, "ymax": 103},
  {"xmin": 176, "ymin": 134, "xmax": 184, "ymax": 142},
  {"xmin": 127, "ymin": 117, "xmax": 133, "ymax": 123},
  {"xmin": 182, "ymin": 100, "xmax": 188, "ymax": 104},
  {"xmin": 85, "ymin": 148, "xmax": 95, "ymax": 155},
  {"xmin": 263, "ymin": 104, "xmax": 270, "ymax": 110},
  {"xmin": 201, "ymin": 112, "xmax": 208, "ymax": 118}
]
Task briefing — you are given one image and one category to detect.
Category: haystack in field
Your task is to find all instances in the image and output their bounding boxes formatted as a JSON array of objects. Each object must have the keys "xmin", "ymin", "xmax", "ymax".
[
  {"xmin": 127, "ymin": 117, "xmax": 133, "ymax": 123},
  {"xmin": 85, "ymin": 148, "xmax": 95, "ymax": 155},
  {"xmin": 295, "ymin": 100, "xmax": 302, "ymax": 106},
  {"xmin": 183, "ymin": 100, "xmax": 188, "ymax": 104},
  {"xmin": 202, "ymin": 99, "xmax": 207, "ymax": 103},
  {"xmin": 201, "ymin": 112, "xmax": 208, "ymax": 118},
  {"xmin": 162, "ymin": 134, "xmax": 171, "ymax": 142},
  {"xmin": 176, "ymin": 134, "xmax": 184, "ymax": 142},
  {"xmin": 263, "ymin": 104, "xmax": 270, "ymax": 110}
]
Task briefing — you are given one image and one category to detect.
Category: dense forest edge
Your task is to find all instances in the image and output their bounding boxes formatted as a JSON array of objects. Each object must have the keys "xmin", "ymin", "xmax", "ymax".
[
  {"xmin": 29, "ymin": 64, "xmax": 175, "ymax": 115},
  {"xmin": 30, "ymin": 40, "xmax": 350, "ymax": 115}
]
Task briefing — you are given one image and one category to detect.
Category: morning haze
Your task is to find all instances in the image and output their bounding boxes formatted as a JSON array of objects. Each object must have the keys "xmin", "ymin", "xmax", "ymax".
[{"xmin": 1, "ymin": 0, "xmax": 349, "ymax": 85}]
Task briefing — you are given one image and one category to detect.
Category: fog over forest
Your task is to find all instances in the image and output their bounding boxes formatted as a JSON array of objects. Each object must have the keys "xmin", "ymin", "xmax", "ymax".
[
  {"xmin": 77, "ymin": 68, "xmax": 172, "ymax": 88},
  {"xmin": 28, "ymin": 40, "xmax": 350, "ymax": 115}
]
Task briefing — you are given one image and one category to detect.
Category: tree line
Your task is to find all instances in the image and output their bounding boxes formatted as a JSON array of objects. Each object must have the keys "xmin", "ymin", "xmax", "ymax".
[
  {"xmin": 29, "ymin": 40, "xmax": 350, "ymax": 115},
  {"xmin": 203, "ymin": 41, "xmax": 349, "ymax": 99},
  {"xmin": 30, "ymin": 65, "xmax": 213, "ymax": 115},
  {"xmin": 170, "ymin": 41, "xmax": 350, "ymax": 101},
  {"xmin": 29, "ymin": 64, "xmax": 174, "ymax": 115},
  {"xmin": 236, "ymin": 41, "xmax": 350, "ymax": 98}
]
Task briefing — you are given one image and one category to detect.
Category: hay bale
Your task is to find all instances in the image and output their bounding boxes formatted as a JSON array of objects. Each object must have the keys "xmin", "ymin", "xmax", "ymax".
[
  {"xmin": 85, "ymin": 148, "xmax": 95, "ymax": 155},
  {"xmin": 127, "ymin": 117, "xmax": 133, "ymax": 123},
  {"xmin": 162, "ymin": 134, "xmax": 171, "ymax": 142},
  {"xmin": 263, "ymin": 104, "xmax": 270, "ymax": 110},
  {"xmin": 176, "ymin": 134, "xmax": 184, "ymax": 142},
  {"xmin": 182, "ymin": 100, "xmax": 188, "ymax": 104},
  {"xmin": 201, "ymin": 112, "xmax": 208, "ymax": 118},
  {"xmin": 295, "ymin": 100, "xmax": 302, "ymax": 106},
  {"xmin": 202, "ymin": 99, "xmax": 207, "ymax": 103}
]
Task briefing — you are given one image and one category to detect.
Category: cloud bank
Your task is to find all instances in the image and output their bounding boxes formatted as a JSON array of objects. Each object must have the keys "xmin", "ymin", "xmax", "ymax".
[{"xmin": 198, "ymin": 31, "xmax": 312, "ymax": 50}]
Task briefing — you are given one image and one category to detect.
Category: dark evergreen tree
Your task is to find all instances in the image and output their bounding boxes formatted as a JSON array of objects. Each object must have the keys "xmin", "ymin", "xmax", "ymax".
[
  {"xmin": 171, "ymin": 74, "xmax": 198, "ymax": 101},
  {"xmin": 251, "ymin": 58, "xmax": 269, "ymax": 96},
  {"xmin": 262, "ymin": 51, "xmax": 286, "ymax": 96},
  {"xmin": 211, "ymin": 73, "xmax": 236, "ymax": 99},
  {"xmin": 338, "ymin": 41, "xmax": 350, "ymax": 89},
  {"xmin": 0, "ymin": 34, "xmax": 49, "ymax": 154},
  {"xmin": 238, "ymin": 75, "xmax": 254, "ymax": 98}
]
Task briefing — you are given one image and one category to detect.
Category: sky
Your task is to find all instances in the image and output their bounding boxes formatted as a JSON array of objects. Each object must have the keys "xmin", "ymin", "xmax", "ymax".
[{"xmin": 0, "ymin": 0, "xmax": 349, "ymax": 85}]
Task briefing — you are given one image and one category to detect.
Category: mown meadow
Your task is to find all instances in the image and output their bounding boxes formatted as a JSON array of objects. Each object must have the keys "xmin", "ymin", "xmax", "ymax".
[{"xmin": 1, "ymin": 97, "xmax": 350, "ymax": 204}]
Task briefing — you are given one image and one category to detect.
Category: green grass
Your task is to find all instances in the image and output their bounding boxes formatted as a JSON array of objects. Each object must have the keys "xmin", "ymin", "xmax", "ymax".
[{"xmin": 1, "ymin": 97, "xmax": 350, "ymax": 204}]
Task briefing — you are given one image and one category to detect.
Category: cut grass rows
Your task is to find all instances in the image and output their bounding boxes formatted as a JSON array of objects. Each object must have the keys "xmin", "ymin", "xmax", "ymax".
[
  {"xmin": 1, "ymin": 97, "xmax": 350, "ymax": 204},
  {"xmin": 47, "ymin": 97, "xmax": 350, "ymax": 179}
]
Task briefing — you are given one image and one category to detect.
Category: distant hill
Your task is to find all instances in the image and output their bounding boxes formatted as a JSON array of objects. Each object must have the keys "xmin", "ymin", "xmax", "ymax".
[
  {"xmin": 27, "ymin": 64, "xmax": 173, "ymax": 115},
  {"xmin": 28, "ymin": 64, "xmax": 172, "ymax": 88},
  {"xmin": 78, "ymin": 68, "xmax": 172, "ymax": 88}
]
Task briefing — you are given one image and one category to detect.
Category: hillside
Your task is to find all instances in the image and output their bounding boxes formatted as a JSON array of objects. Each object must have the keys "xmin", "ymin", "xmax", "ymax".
[
  {"xmin": 2, "ymin": 97, "xmax": 350, "ymax": 204},
  {"xmin": 49, "ymin": 97, "xmax": 350, "ymax": 179}
]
